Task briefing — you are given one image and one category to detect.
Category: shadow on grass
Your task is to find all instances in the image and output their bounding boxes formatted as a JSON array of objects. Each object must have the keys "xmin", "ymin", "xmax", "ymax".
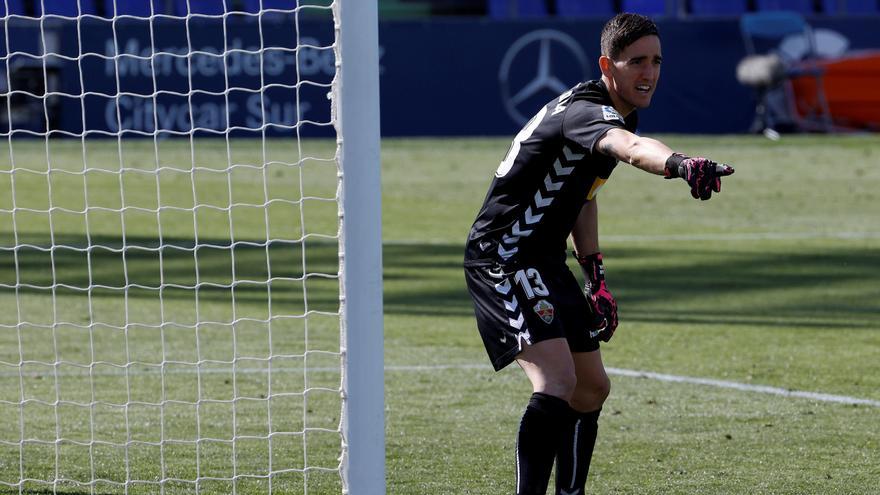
[
  {"xmin": 2, "ymin": 235, "xmax": 879, "ymax": 329},
  {"xmin": 1, "ymin": 233, "xmax": 341, "ymax": 313},
  {"xmin": 381, "ymin": 242, "xmax": 880, "ymax": 331}
]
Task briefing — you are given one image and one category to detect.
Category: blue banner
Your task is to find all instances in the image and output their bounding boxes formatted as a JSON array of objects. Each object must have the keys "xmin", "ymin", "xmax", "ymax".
[
  {"xmin": 2, "ymin": 14, "xmax": 334, "ymax": 137},
  {"xmin": 2, "ymin": 15, "xmax": 879, "ymax": 137},
  {"xmin": 377, "ymin": 16, "xmax": 880, "ymax": 135}
]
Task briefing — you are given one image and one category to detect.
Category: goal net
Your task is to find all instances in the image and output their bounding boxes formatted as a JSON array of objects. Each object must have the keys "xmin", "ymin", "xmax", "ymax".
[{"xmin": 0, "ymin": 1, "xmax": 383, "ymax": 493}]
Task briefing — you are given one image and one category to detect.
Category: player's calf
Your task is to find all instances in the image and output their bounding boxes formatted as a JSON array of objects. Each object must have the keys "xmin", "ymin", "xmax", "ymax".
[{"xmin": 516, "ymin": 392, "xmax": 573, "ymax": 495}]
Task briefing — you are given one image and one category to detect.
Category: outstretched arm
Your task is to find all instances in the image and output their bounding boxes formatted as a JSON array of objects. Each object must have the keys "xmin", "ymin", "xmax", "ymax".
[
  {"xmin": 596, "ymin": 127, "xmax": 674, "ymax": 175},
  {"xmin": 596, "ymin": 127, "xmax": 735, "ymax": 200}
]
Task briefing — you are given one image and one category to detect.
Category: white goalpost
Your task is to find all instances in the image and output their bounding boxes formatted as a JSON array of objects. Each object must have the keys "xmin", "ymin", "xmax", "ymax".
[
  {"xmin": 0, "ymin": 0, "xmax": 383, "ymax": 493},
  {"xmin": 335, "ymin": 0, "xmax": 384, "ymax": 493}
]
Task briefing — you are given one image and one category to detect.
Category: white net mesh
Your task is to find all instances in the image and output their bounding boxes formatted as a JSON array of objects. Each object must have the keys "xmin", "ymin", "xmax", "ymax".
[{"xmin": 0, "ymin": 1, "xmax": 344, "ymax": 493}]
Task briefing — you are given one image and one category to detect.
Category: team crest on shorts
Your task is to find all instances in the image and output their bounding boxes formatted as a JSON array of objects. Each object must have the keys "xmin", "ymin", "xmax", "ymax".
[{"xmin": 533, "ymin": 300, "xmax": 555, "ymax": 324}]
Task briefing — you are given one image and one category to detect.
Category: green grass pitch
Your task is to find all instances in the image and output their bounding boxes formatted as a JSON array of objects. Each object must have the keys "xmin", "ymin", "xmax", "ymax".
[{"xmin": 2, "ymin": 134, "xmax": 879, "ymax": 494}]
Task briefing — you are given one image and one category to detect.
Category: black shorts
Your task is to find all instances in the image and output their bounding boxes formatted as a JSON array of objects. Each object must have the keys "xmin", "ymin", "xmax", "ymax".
[{"xmin": 464, "ymin": 260, "xmax": 600, "ymax": 371}]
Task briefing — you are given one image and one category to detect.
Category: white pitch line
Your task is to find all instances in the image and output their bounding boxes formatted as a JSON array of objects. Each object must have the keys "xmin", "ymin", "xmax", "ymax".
[
  {"xmin": 601, "ymin": 231, "xmax": 880, "ymax": 242},
  {"xmin": 604, "ymin": 367, "xmax": 880, "ymax": 408},
  {"xmin": 386, "ymin": 363, "xmax": 880, "ymax": 408},
  {"xmin": 4, "ymin": 363, "xmax": 878, "ymax": 408}
]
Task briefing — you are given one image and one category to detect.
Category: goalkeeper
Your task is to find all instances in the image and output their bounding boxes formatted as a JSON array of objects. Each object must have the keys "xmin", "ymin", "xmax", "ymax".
[{"xmin": 463, "ymin": 12, "xmax": 734, "ymax": 495}]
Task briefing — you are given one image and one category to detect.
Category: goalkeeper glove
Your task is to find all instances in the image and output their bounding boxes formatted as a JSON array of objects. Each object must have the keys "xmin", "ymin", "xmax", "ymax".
[
  {"xmin": 574, "ymin": 251, "xmax": 618, "ymax": 342},
  {"xmin": 664, "ymin": 154, "xmax": 735, "ymax": 201}
]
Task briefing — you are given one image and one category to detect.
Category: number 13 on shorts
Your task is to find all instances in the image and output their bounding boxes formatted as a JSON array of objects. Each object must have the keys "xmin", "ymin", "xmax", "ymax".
[{"xmin": 514, "ymin": 268, "xmax": 550, "ymax": 299}]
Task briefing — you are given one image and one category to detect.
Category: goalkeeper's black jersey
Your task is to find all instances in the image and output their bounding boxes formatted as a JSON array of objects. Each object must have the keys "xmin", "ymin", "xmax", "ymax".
[{"xmin": 465, "ymin": 79, "xmax": 638, "ymax": 266}]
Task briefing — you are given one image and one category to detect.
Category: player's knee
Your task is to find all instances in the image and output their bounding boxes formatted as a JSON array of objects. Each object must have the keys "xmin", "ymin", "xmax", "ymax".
[
  {"xmin": 537, "ymin": 371, "xmax": 578, "ymax": 401},
  {"xmin": 571, "ymin": 375, "xmax": 610, "ymax": 411},
  {"xmin": 595, "ymin": 374, "xmax": 611, "ymax": 402}
]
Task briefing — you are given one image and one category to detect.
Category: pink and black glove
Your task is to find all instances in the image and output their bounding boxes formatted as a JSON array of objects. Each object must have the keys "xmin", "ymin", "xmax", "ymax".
[
  {"xmin": 664, "ymin": 153, "xmax": 735, "ymax": 201},
  {"xmin": 575, "ymin": 251, "xmax": 618, "ymax": 342}
]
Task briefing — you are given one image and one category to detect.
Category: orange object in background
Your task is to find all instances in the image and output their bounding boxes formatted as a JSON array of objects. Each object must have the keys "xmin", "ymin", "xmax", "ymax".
[{"xmin": 790, "ymin": 50, "xmax": 880, "ymax": 130}]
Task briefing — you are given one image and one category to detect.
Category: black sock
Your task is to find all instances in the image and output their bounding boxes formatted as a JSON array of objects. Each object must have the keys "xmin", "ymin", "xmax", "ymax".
[
  {"xmin": 554, "ymin": 409, "xmax": 601, "ymax": 495},
  {"xmin": 515, "ymin": 392, "xmax": 572, "ymax": 495}
]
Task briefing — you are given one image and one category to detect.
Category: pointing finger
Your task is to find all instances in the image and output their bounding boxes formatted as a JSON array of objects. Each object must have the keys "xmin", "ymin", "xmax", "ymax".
[{"xmin": 715, "ymin": 164, "xmax": 735, "ymax": 176}]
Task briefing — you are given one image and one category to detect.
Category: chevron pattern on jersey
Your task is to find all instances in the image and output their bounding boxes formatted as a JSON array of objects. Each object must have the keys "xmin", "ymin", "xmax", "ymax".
[
  {"xmin": 496, "ymin": 145, "xmax": 585, "ymax": 261},
  {"xmin": 494, "ymin": 277, "xmax": 531, "ymax": 346}
]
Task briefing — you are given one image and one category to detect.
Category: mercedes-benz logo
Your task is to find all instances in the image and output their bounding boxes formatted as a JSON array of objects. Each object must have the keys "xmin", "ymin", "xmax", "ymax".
[{"xmin": 499, "ymin": 30, "xmax": 591, "ymax": 125}]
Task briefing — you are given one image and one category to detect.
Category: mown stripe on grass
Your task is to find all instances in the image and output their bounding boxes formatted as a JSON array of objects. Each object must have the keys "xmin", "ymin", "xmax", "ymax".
[
  {"xmin": 3, "ymin": 363, "xmax": 878, "ymax": 407},
  {"xmin": 387, "ymin": 364, "xmax": 880, "ymax": 408},
  {"xmin": 384, "ymin": 231, "xmax": 880, "ymax": 245}
]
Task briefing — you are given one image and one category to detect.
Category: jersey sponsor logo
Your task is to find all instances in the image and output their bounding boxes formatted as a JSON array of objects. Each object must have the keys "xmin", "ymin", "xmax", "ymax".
[
  {"xmin": 533, "ymin": 299, "xmax": 555, "ymax": 324},
  {"xmin": 498, "ymin": 29, "xmax": 591, "ymax": 126},
  {"xmin": 602, "ymin": 105, "xmax": 624, "ymax": 123}
]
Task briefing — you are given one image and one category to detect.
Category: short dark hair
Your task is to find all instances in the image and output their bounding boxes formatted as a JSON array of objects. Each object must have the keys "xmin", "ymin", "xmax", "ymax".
[{"xmin": 600, "ymin": 13, "xmax": 659, "ymax": 60}]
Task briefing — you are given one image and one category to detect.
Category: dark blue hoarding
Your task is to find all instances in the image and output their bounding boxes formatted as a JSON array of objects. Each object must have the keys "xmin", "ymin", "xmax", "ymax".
[
  {"xmin": 2, "ymin": 15, "xmax": 879, "ymax": 137},
  {"xmin": 376, "ymin": 16, "xmax": 880, "ymax": 135},
  {"xmin": 2, "ymin": 14, "xmax": 334, "ymax": 137}
]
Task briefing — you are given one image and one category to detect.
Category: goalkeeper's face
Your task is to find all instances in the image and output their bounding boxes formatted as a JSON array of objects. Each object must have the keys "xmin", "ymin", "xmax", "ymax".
[{"xmin": 601, "ymin": 34, "xmax": 662, "ymax": 114}]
